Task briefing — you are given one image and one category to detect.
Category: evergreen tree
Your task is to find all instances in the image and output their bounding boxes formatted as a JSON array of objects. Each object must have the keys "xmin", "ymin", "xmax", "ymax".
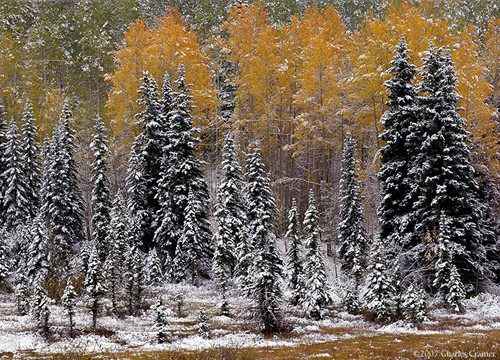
[
  {"xmin": 132, "ymin": 247, "xmax": 145, "ymax": 308},
  {"xmin": 20, "ymin": 102, "xmax": 41, "ymax": 217},
  {"xmin": 403, "ymin": 285, "xmax": 429, "ymax": 324},
  {"xmin": 124, "ymin": 245, "xmax": 144, "ymax": 315},
  {"xmin": 417, "ymin": 45, "xmax": 485, "ymax": 287},
  {"xmin": 31, "ymin": 273, "xmax": 50, "ymax": 336},
  {"xmin": 147, "ymin": 247, "xmax": 163, "ymax": 285},
  {"xmin": 302, "ymin": 190, "xmax": 329, "ymax": 320},
  {"xmin": 213, "ymin": 134, "xmax": 247, "ymax": 292},
  {"xmin": 245, "ymin": 145, "xmax": 283, "ymax": 334},
  {"xmin": 2, "ymin": 121, "xmax": 30, "ymax": 231},
  {"xmin": 174, "ymin": 187, "xmax": 212, "ymax": 283},
  {"xmin": 106, "ymin": 193, "xmax": 129, "ymax": 314},
  {"xmin": 128, "ymin": 72, "xmax": 164, "ymax": 252},
  {"xmin": 26, "ymin": 214, "xmax": 50, "ymax": 283},
  {"xmin": 198, "ymin": 305, "xmax": 210, "ymax": 339},
  {"xmin": 155, "ymin": 68, "xmax": 211, "ymax": 271},
  {"xmin": 343, "ymin": 285, "xmax": 360, "ymax": 314},
  {"xmin": 338, "ymin": 133, "xmax": 368, "ymax": 285},
  {"xmin": 0, "ymin": 227, "xmax": 9, "ymax": 283},
  {"xmin": 152, "ymin": 296, "xmax": 169, "ymax": 344},
  {"xmin": 61, "ymin": 278, "xmax": 77, "ymax": 337},
  {"xmin": 364, "ymin": 236, "xmax": 393, "ymax": 322},
  {"xmin": 90, "ymin": 115, "xmax": 112, "ymax": 261},
  {"xmin": 42, "ymin": 103, "xmax": 85, "ymax": 272},
  {"xmin": 392, "ymin": 260, "xmax": 404, "ymax": 319},
  {"xmin": 434, "ymin": 213, "xmax": 466, "ymax": 312},
  {"xmin": 379, "ymin": 38, "xmax": 423, "ymax": 268},
  {"xmin": 85, "ymin": 245, "xmax": 105, "ymax": 328},
  {"xmin": 285, "ymin": 198, "xmax": 304, "ymax": 305},
  {"xmin": 0, "ymin": 102, "xmax": 7, "ymax": 221},
  {"xmin": 14, "ymin": 269, "xmax": 29, "ymax": 315}
]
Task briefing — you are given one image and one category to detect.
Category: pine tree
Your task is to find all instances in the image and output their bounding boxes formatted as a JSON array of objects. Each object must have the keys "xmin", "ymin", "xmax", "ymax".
[
  {"xmin": 379, "ymin": 38, "xmax": 423, "ymax": 268},
  {"xmin": 152, "ymin": 296, "xmax": 169, "ymax": 344},
  {"xmin": 213, "ymin": 134, "xmax": 247, "ymax": 293},
  {"xmin": 245, "ymin": 145, "xmax": 282, "ymax": 334},
  {"xmin": 147, "ymin": 247, "xmax": 163, "ymax": 285},
  {"xmin": 128, "ymin": 72, "xmax": 165, "ymax": 252},
  {"xmin": 20, "ymin": 102, "xmax": 41, "ymax": 218},
  {"xmin": 446, "ymin": 264, "xmax": 466, "ymax": 313},
  {"xmin": 343, "ymin": 285, "xmax": 360, "ymax": 314},
  {"xmin": 14, "ymin": 269, "xmax": 29, "ymax": 315},
  {"xmin": 61, "ymin": 278, "xmax": 77, "ymax": 337},
  {"xmin": 403, "ymin": 285, "xmax": 429, "ymax": 324},
  {"xmin": 364, "ymin": 236, "xmax": 393, "ymax": 322},
  {"xmin": 31, "ymin": 273, "xmax": 50, "ymax": 336},
  {"xmin": 85, "ymin": 245, "xmax": 105, "ymax": 328},
  {"xmin": 90, "ymin": 115, "xmax": 112, "ymax": 261},
  {"xmin": 174, "ymin": 187, "xmax": 212, "ymax": 283},
  {"xmin": 106, "ymin": 193, "xmax": 129, "ymax": 314},
  {"xmin": 0, "ymin": 102, "xmax": 7, "ymax": 221},
  {"xmin": 285, "ymin": 198, "xmax": 304, "ymax": 305},
  {"xmin": 155, "ymin": 68, "xmax": 212, "ymax": 272},
  {"xmin": 302, "ymin": 190, "xmax": 329, "ymax": 320},
  {"xmin": 338, "ymin": 133, "xmax": 368, "ymax": 286},
  {"xmin": 26, "ymin": 214, "xmax": 50, "ymax": 283},
  {"xmin": 198, "ymin": 305, "xmax": 210, "ymax": 339},
  {"xmin": 0, "ymin": 227, "xmax": 9, "ymax": 283},
  {"xmin": 42, "ymin": 103, "xmax": 85, "ymax": 272},
  {"xmin": 418, "ymin": 45, "xmax": 485, "ymax": 287},
  {"xmin": 2, "ymin": 121, "xmax": 30, "ymax": 231}
]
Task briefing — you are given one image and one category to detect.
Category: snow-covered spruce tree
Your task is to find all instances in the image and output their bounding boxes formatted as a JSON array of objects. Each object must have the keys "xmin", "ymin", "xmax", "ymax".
[
  {"xmin": 198, "ymin": 305, "xmax": 210, "ymax": 339},
  {"xmin": 213, "ymin": 133, "xmax": 247, "ymax": 292},
  {"xmin": 147, "ymin": 247, "xmax": 163, "ymax": 285},
  {"xmin": 173, "ymin": 187, "xmax": 212, "ymax": 283},
  {"xmin": 2, "ymin": 121, "xmax": 30, "ymax": 231},
  {"xmin": 32, "ymin": 273, "xmax": 50, "ymax": 336},
  {"xmin": 0, "ymin": 227, "xmax": 9, "ymax": 284},
  {"xmin": 127, "ymin": 72, "xmax": 165, "ymax": 252},
  {"xmin": 245, "ymin": 145, "xmax": 283, "ymax": 334},
  {"xmin": 61, "ymin": 278, "xmax": 77, "ymax": 337},
  {"xmin": 27, "ymin": 214, "xmax": 50, "ymax": 283},
  {"xmin": 85, "ymin": 245, "xmax": 105, "ymax": 329},
  {"xmin": 90, "ymin": 115, "xmax": 112, "ymax": 261},
  {"xmin": 155, "ymin": 68, "xmax": 212, "ymax": 276},
  {"xmin": 379, "ymin": 38, "xmax": 423, "ymax": 267},
  {"xmin": 20, "ymin": 101, "xmax": 41, "ymax": 217},
  {"xmin": 403, "ymin": 285, "xmax": 429, "ymax": 324},
  {"xmin": 364, "ymin": 236, "xmax": 393, "ymax": 322},
  {"xmin": 302, "ymin": 189, "xmax": 329, "ymax": 320},
  {"xmin": 418, "ymin": 45, "xmax": 484, "ymax": 287},
  {"xmin": 0, "ymin": 102, "xmax": 7, "ymax": 220},
  {"xmin": 124, "ymin": 246, "xmax": 144, "ymax": 315},
  {"xmin": 392, "ymin": 260, "xmax": 405, "ymax": 319},
  {"xmin": 132, "ymin": 247, "xmax": 145, "ymax": 308},
  {"xmin": 14, "ymin": 269, "xmax": 29, "ymax": 315},
  {"xmin": 153, "ymin": 297, "xmax": 169, "ymax": 343},
  {"xmin": 434, "ymin": 213, "xmax": 466, "ymax": 312},
  {"xmin": 343, "ymin": 285, "xmax": 360, "ymax": 314},
  {"xmin": 338, "ymin": 133, "xmax": 368, "ymax": 286},
  {"xmin": 106, "ymin": 193, "xmax": 129, "ymax": 313},
  {"xmin": 285, "ymin": 198, "xmax": 304, "ymax": 305},
  {"xmin": 42, "ymin": 103, "xmax": 85, "ymax": 272}
]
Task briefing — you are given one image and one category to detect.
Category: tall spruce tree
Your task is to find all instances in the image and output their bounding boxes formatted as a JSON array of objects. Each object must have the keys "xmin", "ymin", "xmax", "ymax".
[
  {"xmin": 379, "ymin": 38, "xmax": 423, "ymax": 268},
  {"xmin": 302, "ymin": 190, "xmax": 329, "ymax": 320},
  {"xmin": 285, "ymin": 198, "xmax": 304, "ymax": 305},
  {"xmin": 213, "ymin": 134, "xmax": 247, "ymax": 292},
  {"xmin": 42, "ymin": 103, "xmax": 85, "ymax": 272},
  {"xmin": 27, "ymin": 214, "xmax": 50, "ymax": 283},
  {"xmin": 0, "ymin": 227, "xmax": 9, "ymax": 284},
  {"xmin": 245, "ymin": 145, "xmax": 283, "ymax": 334},
  {"xmin": 338, "ymin": 133, "xmax": 368, "ymax": 285},
  {"xmin": 20, "ymin": 102, "xmax": 41, "ymax": 218},
  {"xmin": 85, "ymin": 245, "xmax": 105, "ymax": 329},
  {"xmin": 2, "ymin": 121, "xmax": 30, "ymax": 231},
  {"xmin": 90, "ymin": 116, "xmax": 112, "ymax": 261},
  {"xmin": 128, "ymin": 72, "xmax": 164, "ymax": 251},
  {"xmin": 0, "ymin": 102, "xmax": 7, "ymax": 221},
  {"xmin": 155, "ymin": 68, "xmax": 212, "ymax": 274},
  {"xmin": 418, "ymin": 45, "xmax": 485, "ymax": 287},
  {"xmin": 32, "ymin": 273, "xmax": 50, "ymax": 336},
  {"xmin": 61, "ymin": 278, "xmax": 77, "ymax": 337}
]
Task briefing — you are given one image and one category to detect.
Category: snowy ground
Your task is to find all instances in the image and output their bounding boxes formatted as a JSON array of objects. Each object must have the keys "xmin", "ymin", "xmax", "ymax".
[{"xmin": 0, "ymin": 282, "xmax": 499, "ymax": 359}]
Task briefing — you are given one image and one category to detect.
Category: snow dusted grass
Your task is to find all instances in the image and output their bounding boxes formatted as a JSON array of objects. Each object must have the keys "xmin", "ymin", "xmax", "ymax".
[{"xmin": 0, "ymin": 284, "xmax": 499, "ymax": 359}]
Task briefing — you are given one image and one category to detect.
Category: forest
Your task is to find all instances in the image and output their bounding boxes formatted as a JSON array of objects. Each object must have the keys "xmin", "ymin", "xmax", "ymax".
[{"xmin": 0, "ymin": 0, "xmax": 500, "ymax": 358}]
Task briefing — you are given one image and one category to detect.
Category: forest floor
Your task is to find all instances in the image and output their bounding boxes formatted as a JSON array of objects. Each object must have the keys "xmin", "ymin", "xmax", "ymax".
[{"xmin": 0, "ymin": 282, "xmax": 499, "ymax": 360}]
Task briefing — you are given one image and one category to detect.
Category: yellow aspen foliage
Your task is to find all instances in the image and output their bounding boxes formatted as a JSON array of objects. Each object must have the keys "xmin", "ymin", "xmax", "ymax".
[
  {"xmin": 106, "ymin": 10, "xmax": 216, "ymax": 144},
  {"xmin": 483, "ymin": 18, "xmax": 500, "ymax": 110}
]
